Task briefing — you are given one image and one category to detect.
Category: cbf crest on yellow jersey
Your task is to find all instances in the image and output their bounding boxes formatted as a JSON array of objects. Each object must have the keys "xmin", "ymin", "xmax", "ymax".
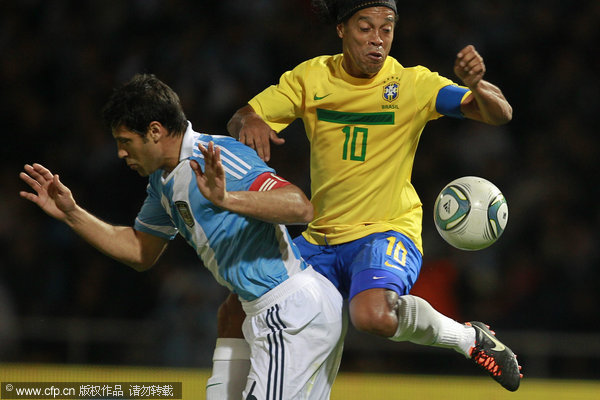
[
  {"xmin": 383, "ymin": 81, "xmax": 399, "ymax": 102},
  {"xmin": 249, "ymin": 54, "xmax": 469, "ymax": 254}
]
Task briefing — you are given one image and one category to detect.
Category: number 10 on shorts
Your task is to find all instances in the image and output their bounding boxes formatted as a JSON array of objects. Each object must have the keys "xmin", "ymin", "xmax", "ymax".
[{"xmin": 385, "ymin": 236, "xmax": 407, "ymax": 269}]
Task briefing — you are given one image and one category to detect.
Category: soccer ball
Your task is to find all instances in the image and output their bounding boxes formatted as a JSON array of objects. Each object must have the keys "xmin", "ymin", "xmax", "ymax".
[{"xmin": 433, "ymin": 176, "xmax": 508, "ymax": 250}]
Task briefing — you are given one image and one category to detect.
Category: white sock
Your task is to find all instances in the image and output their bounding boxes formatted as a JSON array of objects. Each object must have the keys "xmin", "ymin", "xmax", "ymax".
[
  {"xmin": 206, "ymin": 338, "xmax": 251, "ymax": 400},
  {"xmin": 390, "ymin": 295, "xmax": 476, "ymax": 357}
]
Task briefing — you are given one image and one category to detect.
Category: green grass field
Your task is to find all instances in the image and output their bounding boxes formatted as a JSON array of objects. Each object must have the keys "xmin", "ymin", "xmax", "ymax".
[{"xmin": 1, "ymin": 364, "xmax": 598, "ymax": 399}]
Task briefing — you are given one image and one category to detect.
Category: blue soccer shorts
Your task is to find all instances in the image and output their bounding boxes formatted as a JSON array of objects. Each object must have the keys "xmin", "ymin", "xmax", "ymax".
[{"xmin": 293, "ymin": 231, "xmax": 423, "ymax": 300}]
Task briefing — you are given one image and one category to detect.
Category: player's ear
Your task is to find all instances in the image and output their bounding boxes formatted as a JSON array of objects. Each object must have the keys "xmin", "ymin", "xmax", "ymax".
[
  {"xmin": 147, "ymin": 121, "xmax": 163, "ymax": 143},
  {"xmin": 336, "ymin": 23, "xmax": 344, "ymax": 39}
]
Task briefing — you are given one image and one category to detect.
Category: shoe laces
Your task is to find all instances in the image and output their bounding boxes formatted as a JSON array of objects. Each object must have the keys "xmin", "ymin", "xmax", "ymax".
[{"xmin": 472, "ymin": 349, "xmax": 502, "ymax": 376}]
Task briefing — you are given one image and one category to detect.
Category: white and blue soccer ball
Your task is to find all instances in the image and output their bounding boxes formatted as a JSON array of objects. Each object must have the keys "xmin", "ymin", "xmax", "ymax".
[{"xmin": 433, "ymin": 176, "xmax": 508, "ymax": 250}]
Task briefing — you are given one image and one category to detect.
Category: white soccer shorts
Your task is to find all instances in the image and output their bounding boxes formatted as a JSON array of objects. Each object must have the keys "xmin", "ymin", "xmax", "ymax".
[{"xmin": 241, "ymin": 266, "xmax": 344, "ymax": 400}]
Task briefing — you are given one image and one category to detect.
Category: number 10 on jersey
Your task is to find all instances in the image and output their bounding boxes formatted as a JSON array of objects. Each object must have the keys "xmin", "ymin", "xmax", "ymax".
[{"xmin": 341, "ymin": 126, "xmax": 368, "ymax": 161}]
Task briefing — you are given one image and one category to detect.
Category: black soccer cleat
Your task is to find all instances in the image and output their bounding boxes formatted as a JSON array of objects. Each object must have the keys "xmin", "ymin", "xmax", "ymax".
[{"xmin": 466, "ymin": 321, "xmax": 523, "ymax": 391}]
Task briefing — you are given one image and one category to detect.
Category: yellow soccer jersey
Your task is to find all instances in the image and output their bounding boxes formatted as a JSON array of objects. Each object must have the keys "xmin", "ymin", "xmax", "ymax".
[{"xmin": 249, "ymin": 54, "xmax": 466, "ymax": 253}]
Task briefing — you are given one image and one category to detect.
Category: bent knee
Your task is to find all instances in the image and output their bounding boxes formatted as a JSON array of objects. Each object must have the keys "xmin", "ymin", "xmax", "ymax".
[
  {"xmin": 351, "ymin": 310, "xmax": 398, "ymax": 337},
  {"xmin": 349, "ymin": 289, "xmax": 399, "ymax": 337}
]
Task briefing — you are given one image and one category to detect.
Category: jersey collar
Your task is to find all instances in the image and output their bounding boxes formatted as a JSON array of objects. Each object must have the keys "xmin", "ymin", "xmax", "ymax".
[
  {"xmin": 178, "ymin": 121, "xmax": 197, "ymax": 162},
  {"xmin": 158, "ymin": 121, "xmax": 197, "ymax": 182}
]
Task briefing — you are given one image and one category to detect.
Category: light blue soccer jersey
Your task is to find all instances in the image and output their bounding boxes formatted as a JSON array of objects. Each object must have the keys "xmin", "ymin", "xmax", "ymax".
[{"xmin": 133, "ymin": 122, "xmax": 307, "ymax": 301}]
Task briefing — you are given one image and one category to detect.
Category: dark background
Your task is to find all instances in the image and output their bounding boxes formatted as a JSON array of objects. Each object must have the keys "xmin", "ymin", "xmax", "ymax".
[{"xmin": 1, "ymin": 0, "xmax": 598, "ymax": 379}]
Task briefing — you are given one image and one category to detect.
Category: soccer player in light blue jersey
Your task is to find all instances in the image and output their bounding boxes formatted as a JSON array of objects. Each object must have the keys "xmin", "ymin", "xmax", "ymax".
[{"xmin": 20, "ymin": 74, "xmax": 343, "ymax": 400}]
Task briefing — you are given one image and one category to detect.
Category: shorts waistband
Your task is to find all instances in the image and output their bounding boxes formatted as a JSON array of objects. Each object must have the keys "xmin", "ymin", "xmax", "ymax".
[{"xmin": 241, "ymin": 266, "xmax": 316, "ymax": 316}]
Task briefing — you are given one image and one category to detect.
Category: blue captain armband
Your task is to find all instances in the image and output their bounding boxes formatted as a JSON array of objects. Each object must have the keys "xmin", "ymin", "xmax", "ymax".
[{"xmin": 435, "ymin": 85, "xmax": 470, "ymax": 119}]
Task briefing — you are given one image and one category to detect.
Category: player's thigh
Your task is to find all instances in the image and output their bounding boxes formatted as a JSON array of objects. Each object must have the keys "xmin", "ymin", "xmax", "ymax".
[
  {"xmin": 217, "ymin": 292, "xmax": 245, "ymax": 338},
  {"xmin": 347, "ymin": 231, "xmax": 423, "ymax": 300},
  {"xmin": 242, "ymin": 271, "xmax": 343, "ymax": 399}
]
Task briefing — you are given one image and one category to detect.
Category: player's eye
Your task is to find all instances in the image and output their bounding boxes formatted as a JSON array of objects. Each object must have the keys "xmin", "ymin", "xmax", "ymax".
[{"xmin": 381, "ymin": 25, "xmax": 393, "ymax": 33}]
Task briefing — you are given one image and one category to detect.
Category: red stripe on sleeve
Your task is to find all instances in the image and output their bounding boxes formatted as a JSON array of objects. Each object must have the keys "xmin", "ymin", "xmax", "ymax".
[{"xmin": 249, "ymin": 172, "xmax": 291, "ymax": 191}]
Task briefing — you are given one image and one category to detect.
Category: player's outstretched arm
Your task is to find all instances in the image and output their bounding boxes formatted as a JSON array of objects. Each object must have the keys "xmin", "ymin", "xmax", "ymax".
[
  {"xmin": 227, "ymin": 104, "xmax": 285, "ymax": 162},
  {"xmin": 191, "ymin": 142, "xmax": 312, "ymax": 225},
  {"xmin": 20, "ymin": 163, "xmax": 168, "ymax": 271},
  {"xmin": 455, "ymin": 45, "xmax": 513, "ymax": 126}
]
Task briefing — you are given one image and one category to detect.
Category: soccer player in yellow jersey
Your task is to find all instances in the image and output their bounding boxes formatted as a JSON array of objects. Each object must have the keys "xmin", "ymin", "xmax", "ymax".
[{"xmin": 205, "ymin": 1, "xmax": 522, "ymax": 397}]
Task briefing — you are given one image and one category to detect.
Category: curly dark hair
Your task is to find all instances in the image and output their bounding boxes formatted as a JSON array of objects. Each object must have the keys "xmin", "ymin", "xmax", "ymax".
[{"xmin": 102, "ymin": 73, "xmax": 187, "ymax": 137}]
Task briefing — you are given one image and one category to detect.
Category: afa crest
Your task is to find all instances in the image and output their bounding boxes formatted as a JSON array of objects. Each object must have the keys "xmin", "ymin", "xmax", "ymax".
[
  {"xmin": 175, "ymin": 201, "xmax": 195, "ymax": 227},
  {"xmin": 383, "ymin": 81, "xmax": 399, "ymax": 102}
]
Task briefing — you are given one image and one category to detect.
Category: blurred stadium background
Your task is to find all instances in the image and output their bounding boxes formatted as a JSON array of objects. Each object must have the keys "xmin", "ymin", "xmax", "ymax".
[{"xmin": 1, "ymin": 0, "xmax": 599, "ymax": 398}]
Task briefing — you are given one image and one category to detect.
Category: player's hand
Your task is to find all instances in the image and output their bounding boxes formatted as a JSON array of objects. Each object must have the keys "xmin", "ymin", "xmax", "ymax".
[
  {"xmin": 19, "ymin": 163, "xmax": 77, "ymax": 221},
  {"xmin": 191, "ymin": 141, "xmax": 228, "ymax": 207},
  {"xmin": 454, "ymin": 45, "xmax": 486, "ymax": 88},
  {"xmin": 238, "ymin": 113, "xmax": 284, "ymax": 162}
]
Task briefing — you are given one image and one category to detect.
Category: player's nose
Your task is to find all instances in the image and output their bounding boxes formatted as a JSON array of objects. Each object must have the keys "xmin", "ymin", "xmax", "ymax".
[{"xmin": 369, "ymin": 32, "xmax": 384, "ymax": 47}]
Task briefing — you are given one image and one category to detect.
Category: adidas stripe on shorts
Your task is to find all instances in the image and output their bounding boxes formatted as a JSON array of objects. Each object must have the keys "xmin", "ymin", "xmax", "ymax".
[{"xmin": 241, "ymin": 266, "xmax": 344, "ymax": 400}]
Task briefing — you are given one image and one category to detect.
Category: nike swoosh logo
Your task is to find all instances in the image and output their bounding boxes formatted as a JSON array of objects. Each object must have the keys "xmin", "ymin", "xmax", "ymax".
[
  {"xmin": 314, "ymin": 93, "xmax": 332, "ymax": 101},
  {"xmin": 475, "ymin": 326, "xmax": 506, "ymax": 351},
  {"xmin": 372, "ymin": 276, "xmax": 385, "ymax": 280},
  {"xmin": 206, "ymin": 383, "xmax": 223, "ymax": 389}
]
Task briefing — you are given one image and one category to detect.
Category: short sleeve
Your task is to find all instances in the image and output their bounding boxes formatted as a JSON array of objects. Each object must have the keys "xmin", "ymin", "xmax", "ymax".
[
  {"xmin": 248, "ymin": 61, "xmax": 308, "ymax": 133},
  {"xmin": 413, "ymin": 66, "xmax": 459, "ymax": 119},
  {"xmin": 133, "ymin": 183, "xmax": 178, "ymax": 240}
]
